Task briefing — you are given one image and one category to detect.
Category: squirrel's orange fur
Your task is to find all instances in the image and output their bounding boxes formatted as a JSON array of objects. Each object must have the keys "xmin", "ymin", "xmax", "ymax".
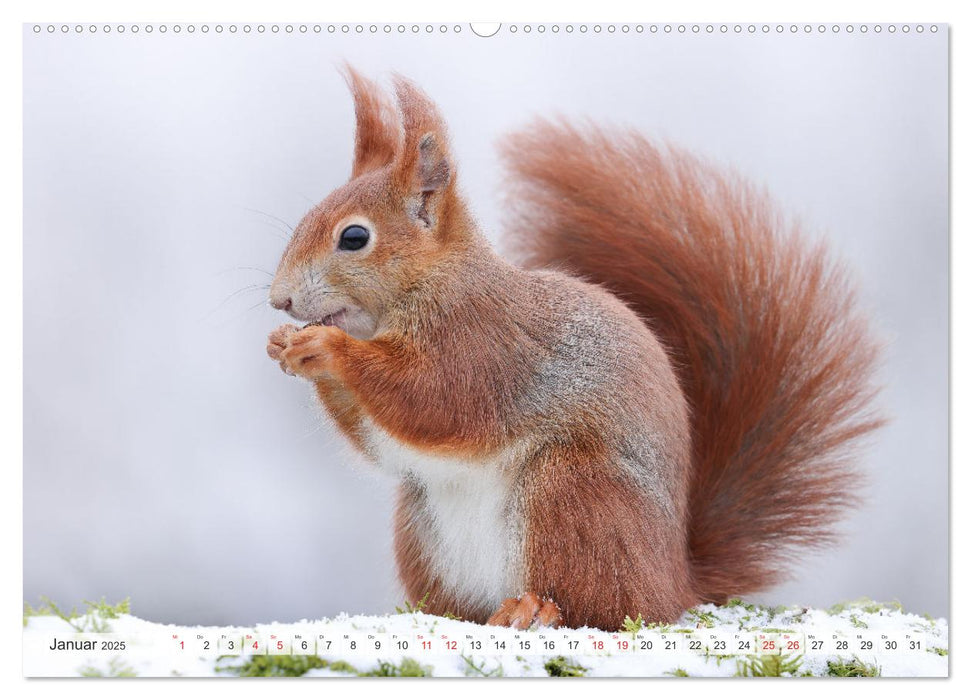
[{"xmin": 266, "ymin": 69, "xmax": 882, "ymax": 630}]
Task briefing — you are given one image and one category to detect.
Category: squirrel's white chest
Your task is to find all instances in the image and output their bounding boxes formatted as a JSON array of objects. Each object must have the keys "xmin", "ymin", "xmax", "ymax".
[{"xmin": 361, "ymin": 419, "xmax": 525, "ymax": 612}]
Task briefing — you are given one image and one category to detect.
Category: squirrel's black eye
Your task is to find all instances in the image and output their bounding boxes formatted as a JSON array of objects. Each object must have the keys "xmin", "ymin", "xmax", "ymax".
[{"xmin": 338, "ymin": 225, "xmax": 370, "ymax": 251}]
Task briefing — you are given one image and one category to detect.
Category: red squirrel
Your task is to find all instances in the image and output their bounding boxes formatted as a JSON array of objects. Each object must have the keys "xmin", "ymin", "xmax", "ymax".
[{"xmin": 265, "ymin": 69, "xmax": 883, "ymax": 631}]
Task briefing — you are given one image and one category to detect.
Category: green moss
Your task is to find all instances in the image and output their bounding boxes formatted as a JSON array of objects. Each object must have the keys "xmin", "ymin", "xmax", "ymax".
[
  {"xmin": 621, "ymin": 613, "xmax": 644, "ymax": 635},
  {"xmin": 735, "ymin": 654, "xmax": 806, "ymax": 677},
  {"xmin": 24, "ymin": 596, "xmax": 131, "ymax": 633},
  {"xmin": 827, "ymin": 598, "xmax": 902, "ymax": 616},
  {"xmin": 664, "ymin": 668, "xmax": 690, "ymax": 677},
  {"xmin": 215, "ymin": 655, "xmax": 429, "ymax": 678},
  {"xmin": 685, "ymin": 608, "xmax": 718, "ymax": 628},
  {"xmin": 461, "ymin": 655, "xmax": 503, "ymax": 677},
  {"xmin": 929, "ymin": 647, "xmax": 948, "ymax": 657},
  {"xmin": 826, "ymin": 657, "xmax": 881, "ymax": 677},
  {"xmin": 24, "ymin": 597, "xmax": 79, "ymax": 630},
  {"xmin": 83, "ymin": 597, "xmax": 131, "ymax": 619},
  {"xmin": 78, "ymin": 657, "xmax": 137, "ymax": 677},
  {"xmin": 24, "ymin": 601, "xmax": 56, "ymax": 627},
  {"xmin": 394, "ymin": 592, "xmax": 430, "ymax": 615},
  {"xmin": 544, "ymin": 656, "xmax": 588, "ymax": 677},
  {"xmin": 706, "ymin": 653, "xmax": 735, "ymax": 665},
  {"xmin": 215, "ymin": 655, "xmax": 332, "ymax": 677},
  {"xmin": 758, "ymin": 627, "xmax": 796, "ymax": 633},
  {"xmin": 359, "ymin": 658, "xmax": 431, "ymax": 677},
  {"xmin": 736, "ymin": 602, "xmax": 790, "ymax": 617},
  {"xmin": 849, "ymin": 614, "xmax": 869, "ymax": 629},
  {"xmin": 395, "ymin": 658, "xmax": 432, "ymax": 677},
  {"xmin": 327, "ymin": 660, "xmax": 358, "ymax": 674}
]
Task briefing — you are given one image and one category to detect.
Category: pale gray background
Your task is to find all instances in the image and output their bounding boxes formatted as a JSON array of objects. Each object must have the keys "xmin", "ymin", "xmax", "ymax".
[{"xmin": 23, "ymin": 24, "xmax": 948, "ymax": 624}]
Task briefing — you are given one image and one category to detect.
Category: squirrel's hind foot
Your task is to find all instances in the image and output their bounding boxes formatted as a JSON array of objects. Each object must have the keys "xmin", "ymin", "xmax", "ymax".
[{"xmin": 487, "ymin": 593, "xmax": 561, "ymax": 630}]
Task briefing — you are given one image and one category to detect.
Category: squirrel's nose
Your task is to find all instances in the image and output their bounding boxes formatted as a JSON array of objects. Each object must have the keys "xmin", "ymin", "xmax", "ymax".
[{"xmin": 270, "ymin": 295, "xmax": 292, "ymax": 312}]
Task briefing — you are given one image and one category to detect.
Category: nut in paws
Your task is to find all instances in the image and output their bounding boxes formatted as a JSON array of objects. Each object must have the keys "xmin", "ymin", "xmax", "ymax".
[{"xmin": 268, "ymin": 324, "xmax": 339, "ymax": 379}]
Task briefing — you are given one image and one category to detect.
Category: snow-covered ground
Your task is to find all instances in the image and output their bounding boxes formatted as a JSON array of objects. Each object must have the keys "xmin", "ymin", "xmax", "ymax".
[{"xmin": 23, "ymin": 599, "xmax": 948, "ymax": 678}]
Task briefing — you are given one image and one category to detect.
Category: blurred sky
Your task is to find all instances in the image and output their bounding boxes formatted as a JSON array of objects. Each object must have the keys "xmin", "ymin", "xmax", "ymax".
[{"xmin": 23, "ymin": 24, "xmax": 948, "ymax": 624}]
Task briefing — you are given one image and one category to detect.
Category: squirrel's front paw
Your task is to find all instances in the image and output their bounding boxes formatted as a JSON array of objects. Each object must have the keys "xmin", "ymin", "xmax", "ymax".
[
  {"xmin": 267, "ymin": 324, "xmax": 341, "ymax": 379},
  {"xmin": 487, "ymin": 593, "xmax": 562, "ymax": 630},
  {"xmin": 267, "ymin": 324, "xmax": 301, "ymax": 375}
]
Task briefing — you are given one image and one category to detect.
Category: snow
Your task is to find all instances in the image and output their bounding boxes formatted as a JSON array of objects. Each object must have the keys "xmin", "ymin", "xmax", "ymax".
[{"xmin": 23, "ymin": 601, "xmax": 948, "ymax": 678}]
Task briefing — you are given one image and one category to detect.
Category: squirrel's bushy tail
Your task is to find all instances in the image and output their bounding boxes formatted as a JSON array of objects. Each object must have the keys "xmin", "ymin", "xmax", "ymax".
[{"xmin": 501, "ymin": 121, "xmax": 883, "ymax": 602}]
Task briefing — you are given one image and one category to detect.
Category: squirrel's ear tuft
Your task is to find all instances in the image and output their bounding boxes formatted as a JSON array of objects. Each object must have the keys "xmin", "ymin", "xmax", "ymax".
[
  {"xmin": 341, "ymin": 65, "xmax": 400, "ymax": 178},
  {"xmin": 392, "ymin": 75, "xmax": 453, "ymax": 228}
]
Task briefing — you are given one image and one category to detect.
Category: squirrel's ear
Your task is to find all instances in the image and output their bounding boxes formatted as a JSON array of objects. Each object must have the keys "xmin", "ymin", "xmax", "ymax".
[
  {"xmin": 341, "ymin": 65, "xmax": 400, "ymax": 178},
  {"xmin": 392, "ymin": 75, "xmax": 453, "ymax": 228}
]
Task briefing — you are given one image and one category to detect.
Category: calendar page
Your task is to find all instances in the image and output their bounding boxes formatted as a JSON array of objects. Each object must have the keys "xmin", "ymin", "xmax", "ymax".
[{"xmin": 22, "ymin": 19, "xmax": 949, "ymax": 679}]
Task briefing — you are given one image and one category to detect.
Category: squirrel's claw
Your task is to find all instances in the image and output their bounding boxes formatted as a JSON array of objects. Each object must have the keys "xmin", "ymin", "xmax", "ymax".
[{"xmin": 487, "ymin": 593, "xmax": 562, "ymax": 630}]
